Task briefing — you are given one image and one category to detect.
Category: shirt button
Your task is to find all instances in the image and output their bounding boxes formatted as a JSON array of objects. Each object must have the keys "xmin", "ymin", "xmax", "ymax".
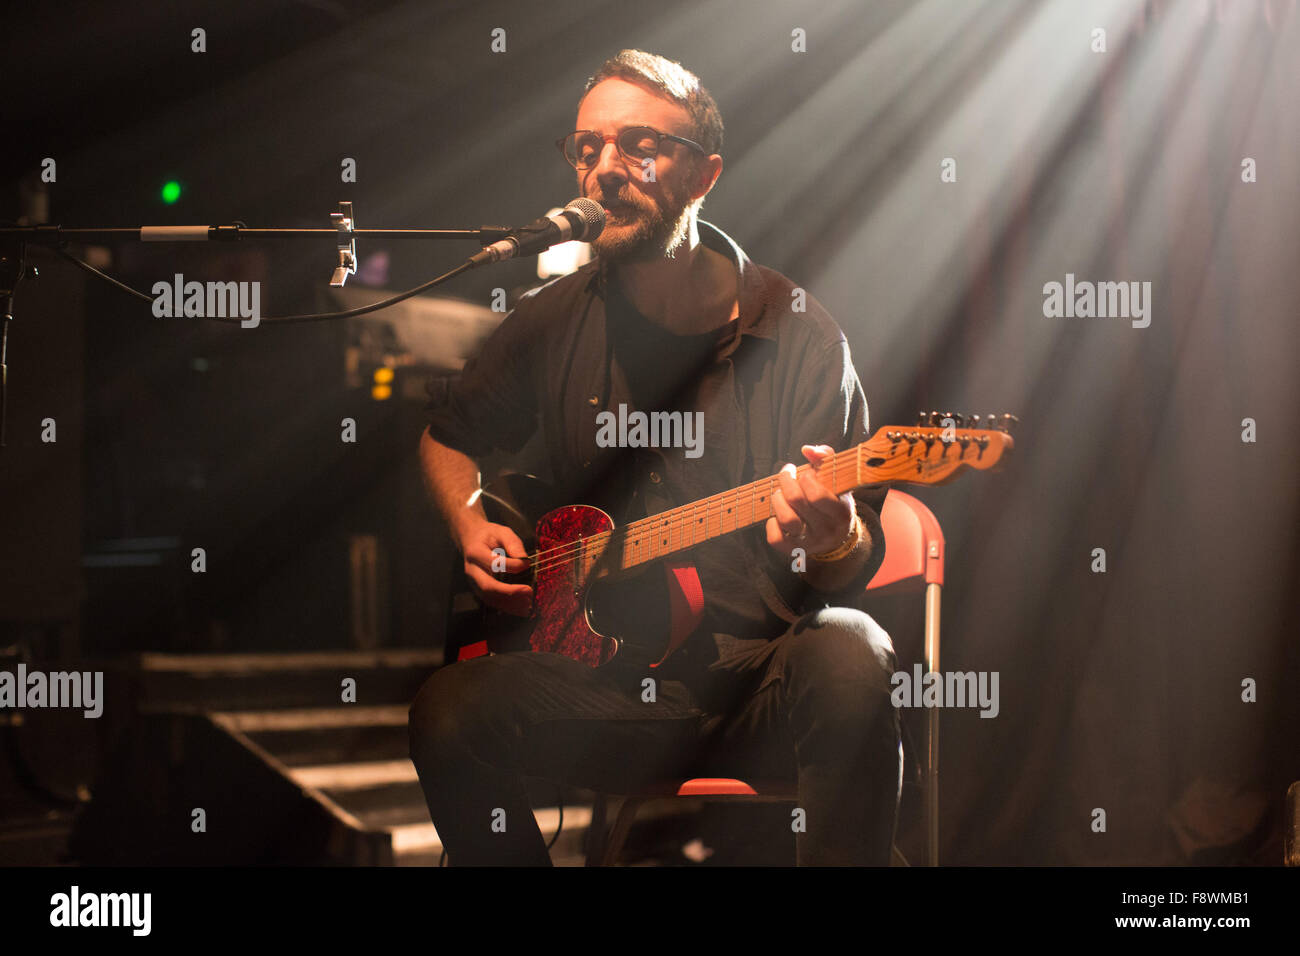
[{"xmin": 649, "ymin": 471, "xmax": 661, "ymax": 484}]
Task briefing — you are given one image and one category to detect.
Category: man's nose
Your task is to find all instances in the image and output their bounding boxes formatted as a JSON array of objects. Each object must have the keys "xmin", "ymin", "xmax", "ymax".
[{"xmin": 591, "ymin": 140, "xmax": 628, "ymax": 184}]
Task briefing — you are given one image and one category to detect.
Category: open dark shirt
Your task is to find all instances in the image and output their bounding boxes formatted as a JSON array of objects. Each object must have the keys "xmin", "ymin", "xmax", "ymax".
[{"xmin": 424, "ymin": 220, "xmax": 887, "ymax": 667}]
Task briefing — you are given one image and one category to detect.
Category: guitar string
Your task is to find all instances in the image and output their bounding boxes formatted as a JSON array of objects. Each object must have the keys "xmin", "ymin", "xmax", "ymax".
[
  {"xmin": 519, "ymin": 444, "xmax": 871, "ymax": 575},
  {"xmin": 514, "ymin": 432, "xmax": 979, "ymax": 575},
  {"xmin": 520, "ymin": 440, "xmax": 900, "ymax": 575},
  {"xmin": 521, "ymin": 447, "xmax": 859, "ymax": 575}
]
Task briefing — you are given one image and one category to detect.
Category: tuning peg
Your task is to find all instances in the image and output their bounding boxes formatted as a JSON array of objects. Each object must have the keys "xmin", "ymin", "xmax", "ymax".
[
  {"xmin": 999, "ymin": 413, "xmax": 1019, "ymax": 433},
  {"xmin": 952, "ymin": 414, "xmax": 965, "ymax": 427},
  {"xmin": 968, "ymin": 414, "xmax": 981, "ymax": 429},
  {"xmin": 929, "ymin": 411, "xmax": 943, "ymax": 427},
  {"xmin": 917, "ymin": 411, "xmax": 928, "ymax": 427}
]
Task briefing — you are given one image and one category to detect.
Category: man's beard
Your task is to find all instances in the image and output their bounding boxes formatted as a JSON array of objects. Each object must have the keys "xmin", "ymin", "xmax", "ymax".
[{"xmin": 589, "ymin": 180, "xmax": 695, "ymax": 264}]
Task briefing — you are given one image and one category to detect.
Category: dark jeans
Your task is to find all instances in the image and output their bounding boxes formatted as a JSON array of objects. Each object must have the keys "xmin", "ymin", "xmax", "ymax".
[{"xmin": 408, "ymin": 606, "xmax": 901, "ymax": 866}]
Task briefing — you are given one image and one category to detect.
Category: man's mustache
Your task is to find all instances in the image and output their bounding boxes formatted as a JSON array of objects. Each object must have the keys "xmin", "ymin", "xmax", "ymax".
[{"xmin": 591, "ymin": 189, "xmax": 649, "ymax": 209}]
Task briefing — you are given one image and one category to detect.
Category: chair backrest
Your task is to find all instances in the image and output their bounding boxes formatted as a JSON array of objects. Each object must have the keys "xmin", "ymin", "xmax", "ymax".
[{"xmin": 866, "ymin": 489, "xmax": 945, "ymax": 592}]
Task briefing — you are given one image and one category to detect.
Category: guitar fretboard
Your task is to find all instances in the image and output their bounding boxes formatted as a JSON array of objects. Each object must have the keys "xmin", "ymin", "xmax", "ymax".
[
  {"xmin": 619, "ymin": 445, "xmax": 864, "ymax": 569},
  {"xmin": 554, "ymin": 445, "xmax": 867, "ymax": 574}
]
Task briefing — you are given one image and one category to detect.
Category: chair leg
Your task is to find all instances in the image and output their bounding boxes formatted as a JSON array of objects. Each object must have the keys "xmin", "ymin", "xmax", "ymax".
[
  {"xmin": 585, "ymin": 793, "xmax": 609, "ymax": 867},
  {"xmin": 601, "ymin": 797, "xmax": 648, "ymax": 866},
  {"xmin": 924, "ymin": 581, "xmax": 941, "ymax": 866}
]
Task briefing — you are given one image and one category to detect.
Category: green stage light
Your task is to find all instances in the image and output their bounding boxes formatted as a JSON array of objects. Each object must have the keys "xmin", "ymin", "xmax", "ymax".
[{"xmin": 161, "ymin": 181, "xmax": 181, "ymax": 204}]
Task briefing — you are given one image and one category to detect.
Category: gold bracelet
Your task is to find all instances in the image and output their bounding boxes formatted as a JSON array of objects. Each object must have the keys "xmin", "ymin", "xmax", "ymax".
[{"xmin": 811, "ymin": 512, "xmax": 862, "ymax": 562}]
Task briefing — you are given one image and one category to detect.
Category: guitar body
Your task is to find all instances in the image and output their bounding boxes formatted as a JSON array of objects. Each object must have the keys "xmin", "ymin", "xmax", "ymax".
[{"xmin": 468, "ymin": 474, "xmax": 686, "ymax": 669}]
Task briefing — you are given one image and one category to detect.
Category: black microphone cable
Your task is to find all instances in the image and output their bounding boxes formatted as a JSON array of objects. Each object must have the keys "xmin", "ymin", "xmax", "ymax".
[{"xmin": 42, "ymin": 238, "xmax": 477, "ymax": 324}]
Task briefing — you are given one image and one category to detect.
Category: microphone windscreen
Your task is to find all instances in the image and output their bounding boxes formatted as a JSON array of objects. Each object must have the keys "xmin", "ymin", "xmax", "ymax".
[{"xmin": 564, "ymin": 197, "xmax": 605, "ymax": 241}]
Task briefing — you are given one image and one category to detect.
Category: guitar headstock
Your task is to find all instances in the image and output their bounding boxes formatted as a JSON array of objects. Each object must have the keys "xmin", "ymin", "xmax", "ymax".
[{"xmin": 860, "ymin": 411, "xmax": 1017, "ymax": 485}]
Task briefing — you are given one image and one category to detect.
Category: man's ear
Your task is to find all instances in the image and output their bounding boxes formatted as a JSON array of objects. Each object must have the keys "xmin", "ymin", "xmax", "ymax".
[{"xmin": 692, "ymin": 153, "xmax": 724, "ymax": 201}]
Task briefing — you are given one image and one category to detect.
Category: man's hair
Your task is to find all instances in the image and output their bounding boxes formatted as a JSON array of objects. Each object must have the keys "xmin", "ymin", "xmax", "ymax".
[{"xmin": 582, "ymin": 49, "xmax": 724, "ymax": 157}]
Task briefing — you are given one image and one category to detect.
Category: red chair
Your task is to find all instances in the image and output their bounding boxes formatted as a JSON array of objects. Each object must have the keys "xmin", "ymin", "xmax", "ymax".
[{"xmin": 585, "ymin": 488, "xmax": 945, "ymax": 866}]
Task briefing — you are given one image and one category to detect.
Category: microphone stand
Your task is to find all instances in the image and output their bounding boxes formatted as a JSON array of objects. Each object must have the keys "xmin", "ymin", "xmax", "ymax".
[
  {"xmin": 0, "ymin": 238, "xmax": 31, "ymax": 451},
  {"xmin": 0, "ymin": 201, "xmax": 515, "ymax": 451}
]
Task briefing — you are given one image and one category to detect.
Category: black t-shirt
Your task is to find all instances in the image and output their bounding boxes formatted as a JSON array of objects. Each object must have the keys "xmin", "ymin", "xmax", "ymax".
[
  {"xmin": 605, "ymin": 276, "xmax": 778, "ymax": 645},
  {"xmin": 607, "ymin": 276, "xmax": 732, "ymax": 424}
]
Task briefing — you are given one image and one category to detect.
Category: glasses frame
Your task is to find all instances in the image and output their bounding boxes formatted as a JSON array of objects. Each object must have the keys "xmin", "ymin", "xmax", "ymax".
[{"xmin": 556, "ymin": 125, "xmax": 708, "ymax": 171}]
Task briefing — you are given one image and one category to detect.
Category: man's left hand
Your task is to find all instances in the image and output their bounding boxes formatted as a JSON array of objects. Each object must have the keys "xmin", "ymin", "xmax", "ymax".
[{"xmin": 765, "ymin": 444, "xmax": 856, "ymax": 559}]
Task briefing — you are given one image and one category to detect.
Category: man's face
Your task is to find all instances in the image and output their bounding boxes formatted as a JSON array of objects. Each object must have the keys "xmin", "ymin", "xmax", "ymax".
[{"xmin": 573, "ymin": 78, "xmax": 703, "ymax": 263}]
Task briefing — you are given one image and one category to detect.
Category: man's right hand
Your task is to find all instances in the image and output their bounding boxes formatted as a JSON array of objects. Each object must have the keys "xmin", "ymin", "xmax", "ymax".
[{"xmin": 458, "ymin": 520, "xmax": 534, "ymax": 617}]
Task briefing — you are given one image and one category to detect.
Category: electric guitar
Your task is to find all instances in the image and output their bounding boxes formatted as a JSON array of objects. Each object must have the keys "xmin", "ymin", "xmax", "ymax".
[{"xmin": 460, "ymin": 413, "xmax": 1016, "ymax": 669}]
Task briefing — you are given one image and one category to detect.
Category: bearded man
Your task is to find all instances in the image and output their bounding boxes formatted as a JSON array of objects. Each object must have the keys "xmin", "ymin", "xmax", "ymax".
[{"xmin": 409, "ymin": 49, "xmax": 902, "ymax": 866}]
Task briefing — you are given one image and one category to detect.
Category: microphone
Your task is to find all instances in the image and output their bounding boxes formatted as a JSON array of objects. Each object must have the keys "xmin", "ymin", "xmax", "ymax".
[{"xmin": 468, "ymin": 198, "xmax": 604, "ymax": 267}]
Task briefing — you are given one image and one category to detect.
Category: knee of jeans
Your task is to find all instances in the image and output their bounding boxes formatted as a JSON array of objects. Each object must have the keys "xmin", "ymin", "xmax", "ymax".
[
  {"xmin": 408, "ymin": 663, "xmax": 488, "ymax": 766},
  {"xmin": 787, "ymin": 607, "xmax": 897, "ymax": 697}
]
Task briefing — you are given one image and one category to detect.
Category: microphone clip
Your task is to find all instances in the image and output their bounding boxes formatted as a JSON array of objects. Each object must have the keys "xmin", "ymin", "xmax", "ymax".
[{"xmin": 330, "ymin": 201, "xmax": 356, "ymax": 288}]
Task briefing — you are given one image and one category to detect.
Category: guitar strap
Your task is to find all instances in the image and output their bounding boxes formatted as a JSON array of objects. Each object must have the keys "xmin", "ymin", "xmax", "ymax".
[{"xmin": 660, "ymin": 560, "xmax": 706, "ymax": 666}]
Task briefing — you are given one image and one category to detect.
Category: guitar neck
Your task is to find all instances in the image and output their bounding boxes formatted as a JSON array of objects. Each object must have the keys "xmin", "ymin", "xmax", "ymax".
[
  {"xmin": 552, "ymin": 421, "xmax": 1014, "ymax": 575},
  {"xmin": 616, "ymin": 445, "xmax": 866, "ymax": 571}
]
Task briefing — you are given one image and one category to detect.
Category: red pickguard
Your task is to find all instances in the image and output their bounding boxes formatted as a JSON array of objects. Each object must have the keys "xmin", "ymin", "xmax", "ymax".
[
  {"xmin": 525, "ymin": 504, "xmax": 705, "ymax": 668},
  {"xmin": 529, "ymin": 504, "xmax": 619, "ymax": 667}
]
